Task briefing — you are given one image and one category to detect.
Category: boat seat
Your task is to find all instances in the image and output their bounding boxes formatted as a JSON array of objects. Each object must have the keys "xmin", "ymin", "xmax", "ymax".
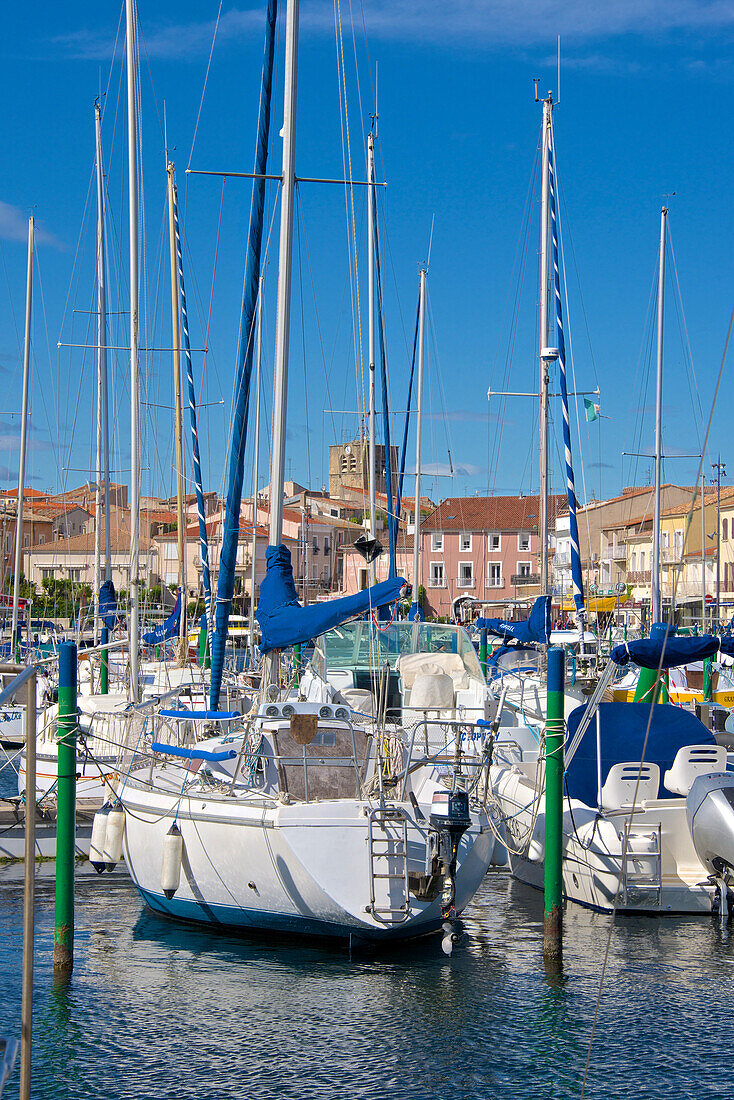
[
  {"xmin": 599, "ymin": 762, "xmax": 660, "ymax": 810},
  {"xmin": 397, "ymin": 652, "xmax": 467, "ymax": 691},
  {"xmin": 408, "ymin": 672, "xmax": 454, "ymax": 711},
  {"xmin": 337, "ymin": 687, "xmax": 376, "ymax": 718},
  {"xmin": 663, "ymin": 744, "xmax": 727, "ymax": 796}
]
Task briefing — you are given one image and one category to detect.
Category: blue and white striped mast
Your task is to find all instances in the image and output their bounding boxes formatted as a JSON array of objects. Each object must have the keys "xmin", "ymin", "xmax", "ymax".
[
  {"xmin": 543, "ymin": 89, "xmax": 587, "ymax": 627},
  {"xmin": 538, "ymin": 89, "xmax": 552, "ymax": 600}
]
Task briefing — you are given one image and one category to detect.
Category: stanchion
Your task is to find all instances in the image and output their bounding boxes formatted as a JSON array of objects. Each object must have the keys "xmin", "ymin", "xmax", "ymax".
[
  {"xmin": 100, "ymin": 625, "xmax": 109, "ymax": 695},
  {"xmin": 294, "ymin": 642, "xmax": 301, "ymax": 687},
  {"xmin": 479, "ymin": 628, "xmax": 488, "ymax": 679},
  {"xmin": 544, "ymin": 645, "xmax": 564, "ymax": 960},
  {"xmin": 19, "ymin": 665, "xmax": 36, "ymax": 1100},
  {"xmin": 53, "ymin": 641, "xmax": 77, "ymax": 979}
]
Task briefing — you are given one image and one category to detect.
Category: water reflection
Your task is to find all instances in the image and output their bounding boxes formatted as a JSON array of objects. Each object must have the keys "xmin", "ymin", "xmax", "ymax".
[{"xmin": 1, "ymin": 868, "xmax": 734, "ymax": 1098}]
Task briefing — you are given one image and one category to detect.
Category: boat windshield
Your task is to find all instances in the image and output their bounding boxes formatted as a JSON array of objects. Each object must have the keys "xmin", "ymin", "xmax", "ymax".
[{"xmin": 312, "ymin": 621, "xmax": 484, "ymax": 682}]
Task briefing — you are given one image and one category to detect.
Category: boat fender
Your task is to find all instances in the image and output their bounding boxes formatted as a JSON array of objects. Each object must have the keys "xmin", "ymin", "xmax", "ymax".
[
  {"xmin": 89, "ymin": 803, "xmax": 111, "ymax": 874},
  {"xmin": 103, "ymin": 806, "xmax": 125, "ymax": 870},
  {"xmin": 161, "ymin": 823, "xmax": 183, "ymax": 899}
]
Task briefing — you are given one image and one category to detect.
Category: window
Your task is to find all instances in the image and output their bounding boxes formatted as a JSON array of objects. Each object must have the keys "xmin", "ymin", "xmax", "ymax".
[
  {"xmin": 39, "ymin": 535, "xmax": 45, "ymax": 545},
  {"xmin": 661, "ymin": 530, "xmax": 669, "ymax": 548},
  {"xmin": 518, "ymin": 532, "xmax": 530, "ymax": 551},
  {"xmin": 324, "ymin": 537, "xmax": 330, "ymax": 554},
  {"xmin": 431, "ymin": 533, "xmax": 443, "ymax": 552},
  {"xmin": 41, "ymin": 567, "xmax": 54, "ymax": 581},
  {"xmin": 430, "ymin": 562, "xmax": 445, "ymax": 587},
  {"xmin": 312, "ymin": 537, "xmax": 318, "ymax": 555},
  {"xmin": 460, "ymin": 532, "xmax": 472, "ymax": 552},
  {"xmin": 69, "ymin": 569, "xmax": 81, "ymax": 583},
  {"xmin": 640, "ymin": 551, "xmax": 646, "ymax": 570},
  {"xmin": 358, "ymin": 568, "xmax": 368, "ymax": 591},
  {"xmin": 488, "ymin": 563, "xmax": 502, "ymax": 588},
  {"xmin": 330, "ymin": 508, "xmax": 338, "ymax": 517},
  {"xmin": 724, "ymin": 519, "xmax": 729, "ymax": 543},
  {"xmin": 458, "ymin": 562, "xmax": 474, "ymax": 588},
  {"xmin": 631, "ymin": 552, "xmax": 637, "ymax": 571},
  {"xmin": 164, "ymin": 542, "xmax": 177, "ymax": 561},
  {"xmin": 518, "ymin": 562, "xmax": 531, "ymax": 578},
  {"xmin": 488, "ymin": 533, "xmax": 501, "ymax": 552},
  {"xmin": 4, "ymin": 536, "xmax": 9, "ymax": 553},
  {"xmin": 23, "ymin": 535, "xmax": 29, "ymax": 547}
]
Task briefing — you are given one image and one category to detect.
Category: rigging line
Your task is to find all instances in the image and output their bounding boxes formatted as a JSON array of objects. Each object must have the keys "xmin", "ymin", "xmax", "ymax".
[
  {"xmin": 557, "ymin": 183, "xmax": 600, "ymax": 389},
  {"xmin": 335, "ymin": 0, "xmax": 366, "ymax": 428},
  {"xmin": 31, "ymin": 244, "xmax": 63, "ymax": 484},
  {"xmin": 667, "ymin": 229, "xmax": 705, "ymax": 444},
  {"xmin": 347, "ymin": 0, "xmax": 367, "ymax": 161},
  {"xmin": 295, "ymin": 191, "xmax": 312, "ymax": 489},
  {"xmin": 187, "ymin": 0, "xmax": 224, "ymax": 173},
  {"xmin": 296, "ymin": 188, "xmax": 339, "ymax": 450}
]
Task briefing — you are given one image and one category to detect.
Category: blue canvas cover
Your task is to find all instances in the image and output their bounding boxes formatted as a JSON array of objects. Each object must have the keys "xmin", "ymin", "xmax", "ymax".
[
  {"xmin": 476, "ymin": 595, "xmax": 551, "ymax": 645},
  {"xmin": 99, "ymin": 580, "xmax": 118, "ymax": 630},
  {"xmin": 610, "ymin": 634, "xmax": 734, "ymax": 669},
  {"xmin": 256, "ymin": 544, "xmax": 407, "ymax": 654},
  {"xmin": 565, "ymin": 701, "xmax": 716, "ymax": 807},
  {"xmin": 143, "ymin": 590, "xmax": 182, "ymax": 646}
]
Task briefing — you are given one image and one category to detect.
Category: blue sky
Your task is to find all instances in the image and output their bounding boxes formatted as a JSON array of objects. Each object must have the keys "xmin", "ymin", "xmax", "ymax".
[{"xmin": 0, "ymin": 1, "xmax": 733, "ymax": 509}]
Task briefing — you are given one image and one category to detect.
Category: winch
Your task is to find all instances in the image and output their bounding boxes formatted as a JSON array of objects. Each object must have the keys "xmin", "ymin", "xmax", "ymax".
[{"xmin": 429, "ymin": 788, "xmax": 471, "ymax": 955}]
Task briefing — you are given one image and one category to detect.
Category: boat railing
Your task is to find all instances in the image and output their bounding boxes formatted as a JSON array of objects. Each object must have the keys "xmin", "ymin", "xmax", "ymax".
[{"xmin": 399, "ymin": 717, "xmax": 491, "ymax": 800}]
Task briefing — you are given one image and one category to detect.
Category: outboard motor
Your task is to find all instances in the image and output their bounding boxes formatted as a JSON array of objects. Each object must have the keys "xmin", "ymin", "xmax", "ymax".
[
  {"xmin": 687, "ymin": 773, "xmax": 734, "ymax": 919},
  {"xmin": 429, "ymin": 789, "xmax": 471, "ymax": 955}
]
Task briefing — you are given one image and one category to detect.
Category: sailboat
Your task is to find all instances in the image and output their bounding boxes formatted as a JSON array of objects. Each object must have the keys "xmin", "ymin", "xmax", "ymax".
[{"xmin": 116, "ymin": 0, "xmax": 495, "ymax": 947}]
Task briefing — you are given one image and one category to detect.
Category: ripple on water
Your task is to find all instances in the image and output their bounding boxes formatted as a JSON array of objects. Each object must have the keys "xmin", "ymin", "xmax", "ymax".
[{"xmin": 1, "ymin": 867, "xmax": 734, "ymax": 1098}]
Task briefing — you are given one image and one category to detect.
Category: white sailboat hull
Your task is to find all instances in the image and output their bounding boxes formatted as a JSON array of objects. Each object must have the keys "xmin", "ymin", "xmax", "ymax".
[{"xmin": 120, "ymin": 780, "xmax": 493, "ymax": 941}]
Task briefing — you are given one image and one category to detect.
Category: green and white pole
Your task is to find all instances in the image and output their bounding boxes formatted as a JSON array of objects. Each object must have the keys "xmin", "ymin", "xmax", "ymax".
[
  {"xmin": 544, "ymin": 645, "xmax": 564, "ymax": 959},
  {"xmin": 199, "ymin": 614, "xmax": 211, "ymax": 670},
  {"xmin": 54, "ymin": 641, "xmax": 77, "ymax": 978},
  {"xmin": 479, "ymin": 628, "xmax": 488, "ymax": 680},
  {"xmin": 100, "ymin": 625, "xmax": 109, "ymax": 695}
]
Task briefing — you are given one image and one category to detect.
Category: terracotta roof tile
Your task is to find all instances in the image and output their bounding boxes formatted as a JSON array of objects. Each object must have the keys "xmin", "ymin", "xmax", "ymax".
[{"xmin": 421, "ymin": 495, "xmax": 566, "ymax": 532}]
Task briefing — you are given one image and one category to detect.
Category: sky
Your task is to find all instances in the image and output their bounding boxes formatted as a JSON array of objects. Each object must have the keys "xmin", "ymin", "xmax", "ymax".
[{"xmin": 0, "ymin": 0, "xmax": 733, "ymax": 512}]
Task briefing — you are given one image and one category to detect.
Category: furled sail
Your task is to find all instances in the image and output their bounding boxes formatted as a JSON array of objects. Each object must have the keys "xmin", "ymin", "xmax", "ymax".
[
  {"xmin": 611, "ymin": 633, "xmax": 734, "ymax": 669},
  {"xmin": 256, "ymin": 545, "xmax": 407, "ymax": 654},
  {"xmin": 209, "ymin": 0, "xmax": 277, "ymax": 709},
  {"xmin": 143, "ymin": 590, "xmax": 182, "ymax": 646},
  {"xmin": 476, "ymin": 595, "xmax": 551, "ymax": 645}
]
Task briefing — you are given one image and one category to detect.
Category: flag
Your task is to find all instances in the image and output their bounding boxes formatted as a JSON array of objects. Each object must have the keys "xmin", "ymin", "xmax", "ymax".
[{"xmin": 584, "ymin": 398, "xmax": 600, "ymax": 422}]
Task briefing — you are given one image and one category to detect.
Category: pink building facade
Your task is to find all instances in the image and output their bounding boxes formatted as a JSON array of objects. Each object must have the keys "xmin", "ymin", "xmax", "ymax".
[{"xmin": 419, "ymin": 495, "xmax": 565, "ymax": 618}]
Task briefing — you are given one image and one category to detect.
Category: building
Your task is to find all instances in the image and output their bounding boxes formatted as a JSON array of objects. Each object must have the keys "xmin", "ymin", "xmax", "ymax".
[
  {"xmin": 328, "ymin": 438, "xmax": 399, "ymax": 500},
  {"xmin": 420, "ymin": 495, "xmax": 565, "ymax": 618}
]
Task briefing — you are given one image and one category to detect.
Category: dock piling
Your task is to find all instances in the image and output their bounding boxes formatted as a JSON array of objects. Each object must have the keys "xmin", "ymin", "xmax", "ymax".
[
  {"xmin": 54, "ymin": 641, "xmax": 77, "ymax": 979},
  {"xmin": 479, "ymin": 628, "xmax": 488, "ymax": 679},
  {"xmin": 544, "ymin": 645, "xmax": 564, "ymax": 959}
]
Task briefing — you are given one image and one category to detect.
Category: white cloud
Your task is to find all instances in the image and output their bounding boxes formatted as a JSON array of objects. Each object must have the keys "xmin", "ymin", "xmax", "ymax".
[
  {"xmin": 54, "ymin": 1, "xmax": 734, "ymax": 61},
  {"xmin": 406, "ymin": 460, "xmax": 483, "ymax": 477},
  {"xmin": 0, "ymin": 202, "xmax": 63, "ymax": 250}
]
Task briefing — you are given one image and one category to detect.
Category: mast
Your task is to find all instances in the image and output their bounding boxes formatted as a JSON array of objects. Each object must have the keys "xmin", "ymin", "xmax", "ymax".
[
  {"xmin": 264, "ymin": 0, "xmax": 298, "ymax": 685},
  {"xmin": 11, "ymin": 217, "xmax": 33, "ymax": 654},
  {"xmin": 167, "ymin": 161, "xmax": 187, "ymax": 658},
  {"xmin": 126, "ymin": 0, "xmax": 140, "ymax": 700},
  {"xmin": 538, "ymin": 93, "xmax": 552, "ymax": 597},
  {"xmin": 701, "ymin": 470, "xmax": 706, "ymax": 631},
  {"xmin": 412, "ymin": 267, "xmax": 426, "ymax": 604},
  {"xmin": 367, "ymin": 130, "xmax": 377, "ymax": 560},
  {"xmin": 93, "ymin": 100, "xmax": 110, "ymax": 644},
  {"xmin": 248, "ymin": 276, "xmax": 264, "ymax": 660},
  {"xmin": 652, "ymin": 206, "xmax": 667, "ymax": 623}
]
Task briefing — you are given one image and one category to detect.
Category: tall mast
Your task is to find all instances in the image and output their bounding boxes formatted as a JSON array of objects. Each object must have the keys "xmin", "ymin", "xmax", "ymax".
[
  {"xmin": 267, "ymin": 0, "xmax": 298, "ymax": 552},
  {"xmin": 367, "ymin": 130, "xmax": 377, "ymax": 560},
  {"xmin": 538, "ymin": 93, "xmax": 552, "ymax": 597},
  {"xmin": 652, "ymin": 205, "xmax": 667, "ymax": 623},
  {"xmin": 167, "ymin": 161, "xmax": 187, "ymax": 657},
  {"xmin": 93, "ymin": 100, "xmax": 110, "ymax": 644},
  {"xmin": 412, "ymin": 268, "xmax": 426, "ymax": 601},
  {"xmin": 11, "ymin": 217, "xmax": 33, "ymax": 653},
  {"xmin": 701, "ymin": 470, "xmax": 706, "ymax": 631},
  {"xmin": 249, "ymin": 275, "xmax": 264, "ymax": 659},
  {"xmin": 126, "ymin": 0, "xmax": 140, "ymax": 700}
]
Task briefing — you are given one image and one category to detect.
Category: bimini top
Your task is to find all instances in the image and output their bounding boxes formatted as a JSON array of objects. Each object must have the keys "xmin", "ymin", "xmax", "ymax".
[
  {"xmin": 475, "ymin": 595, "xmax": 551, "ymax": 646},
  {"xmin": 256, "ymin": 544, "xmax": 407, "ymax": 655},
  {"xmin": 611, "ymin": 633, "xmax": 734, "ymax": 670},
  {"xmin": 565, "ymin": 701, "xmax": 716, "ymax": 806}
]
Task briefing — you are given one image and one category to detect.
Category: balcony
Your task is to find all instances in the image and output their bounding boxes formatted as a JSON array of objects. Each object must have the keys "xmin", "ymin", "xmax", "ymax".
[
  {"xmin": 428, "ymin": 578, "xmax": 446, "ymax": 589},
  {"xmin": 457, "ymin": 578, "xmax": 475, "ymax": 589},
  {"xmin": 661, "ymin": 546, "xmax": 682, "ymax": 564},
  {"xmin": 554, "ymin": 551, "xmax": 571, "ymax": 567},
  {"xmin": 511, "ymin": 573, "xmax": 540, "ymax": 586}
]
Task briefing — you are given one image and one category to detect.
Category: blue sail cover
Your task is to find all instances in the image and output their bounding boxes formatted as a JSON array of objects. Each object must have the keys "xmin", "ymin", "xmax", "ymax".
[
  {"xmin": 99, "ymin": 580, "xmax": 118, "ymax": 630},
  {"xmin": 548, "ymin": 131, "xmax": 586, "ymax": 623},
  {"xmin": 611, "ymin": 633, "xmax": 734, "ymax": 669},
  {"xmin": 476, "ymin": 596, "xmax": 551, "ymax": 645},
  {"xmin": 565, "ymin": 702, "xmax": 715, "ymax": 806},
  {"xmin": 143, "ymin": 590, "xmax": 182, "ymax": 646},
  {"xmin": 209, "ymin": 0, "xmax": 277, "ymax": 711},
  {"xmin": 256, "ymin": 545, "xmax": 407, "ymax": 654}
]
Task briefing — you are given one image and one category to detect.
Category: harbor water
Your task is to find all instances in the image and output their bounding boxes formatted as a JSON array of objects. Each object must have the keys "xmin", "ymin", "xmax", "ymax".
[{"xmin": 1, "ymin": 761, "xmax": 733, "ymax": 1099}]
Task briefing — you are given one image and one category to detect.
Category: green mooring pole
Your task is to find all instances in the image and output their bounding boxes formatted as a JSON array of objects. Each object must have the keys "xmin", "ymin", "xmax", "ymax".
[
  {"xmin": 544, "ymin": 645, "xmax": 564, "ymax": 959},
  {"xmin": 479, "ymin": 628, "xmax": 488, "ymax": 680},
  {"xmin": 100, "ymin": 625, "xmax": 109, "ymax": 695},
  {"xmin": 294, "ymin": 642, "xmax": 301, "ymax": 687},
  {"xmin": 54, "ymin": 641, "xmax": 77, "ymax": 978},
  {"xmin": 199, "ymin": 615, "xmax": 211, "ymax": 670}
]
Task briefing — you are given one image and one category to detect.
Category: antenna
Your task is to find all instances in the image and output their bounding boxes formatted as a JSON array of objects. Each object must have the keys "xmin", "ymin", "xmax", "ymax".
[
  {"xmin": 533, "ymin": 77, "xmax": 540, "ymax": 102},
  {"xmin": 426, "ymin": 213, "xmax": 435, "ymax": 271}
]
